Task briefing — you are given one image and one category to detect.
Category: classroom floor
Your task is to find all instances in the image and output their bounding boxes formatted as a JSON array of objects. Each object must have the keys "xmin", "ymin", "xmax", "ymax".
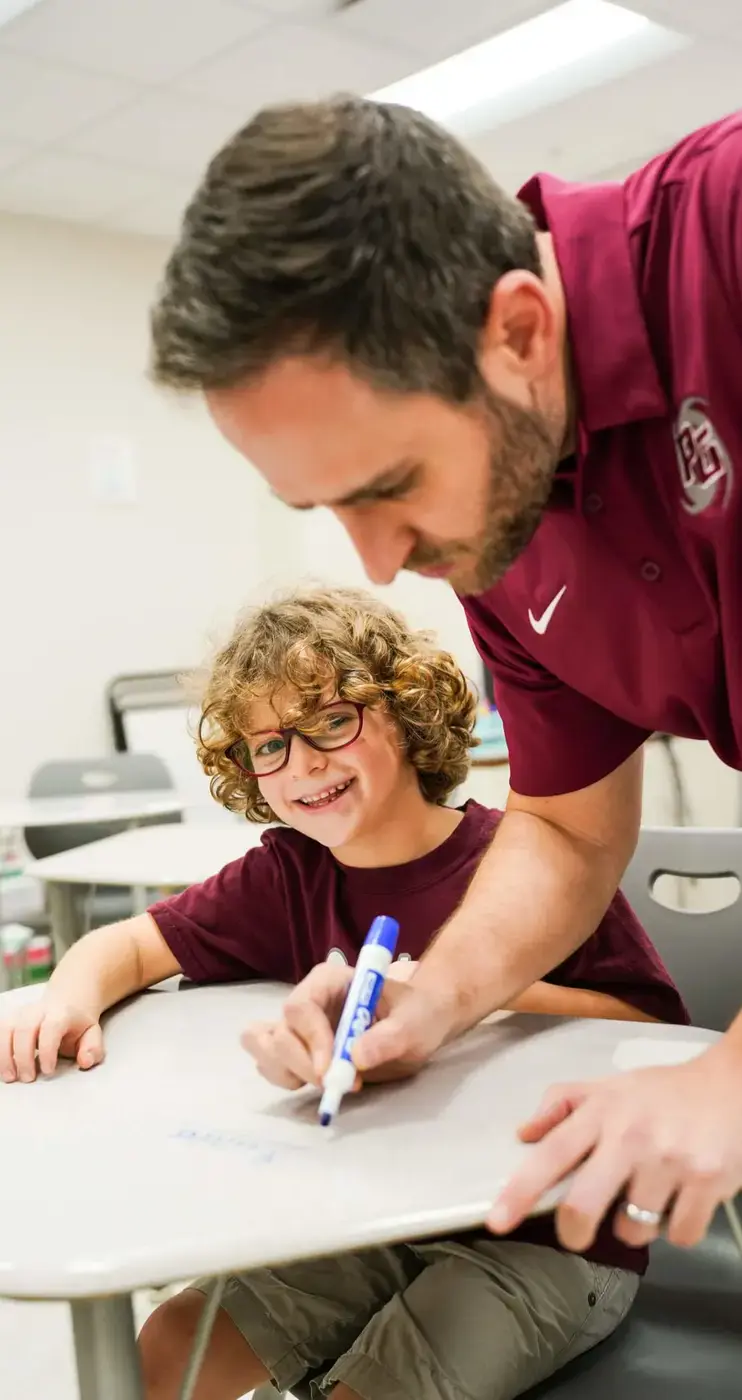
[{"xmin": 0, "ymin": 1289, "xmax": 256, "ymax": 1399}]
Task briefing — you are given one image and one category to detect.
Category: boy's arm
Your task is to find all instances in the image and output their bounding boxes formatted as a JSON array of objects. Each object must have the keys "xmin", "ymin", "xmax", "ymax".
[
  {"xmin": 505, "ymin": 982, "xmax": 659, "ymax": 1023},
  {"xmin": 392, "ymin": 963, "xmax": 657, "ymax": 1022},
  {"xmin": 0, "ymin": 915, "xmax": 182, "ymax": 1082},
  {"xmin": 48, "ymin": 913, "xmax": 182, "ymax": 1016}
]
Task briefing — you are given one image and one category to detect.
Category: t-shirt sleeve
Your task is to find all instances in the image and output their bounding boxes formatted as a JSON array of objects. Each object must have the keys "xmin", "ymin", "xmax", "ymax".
[
  {"xmin": 465, "ymin": 604, "xmax": 650, "ymax": 797},
  {"xmin": 148, "ymin": 834, "xmax": 290, "ymax": 984}
]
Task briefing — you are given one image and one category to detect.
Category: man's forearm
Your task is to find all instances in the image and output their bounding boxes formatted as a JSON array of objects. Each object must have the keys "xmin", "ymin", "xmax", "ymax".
[{"xmin": 414, "ymin": 808, "xmax": 629, "ymax": 1034}]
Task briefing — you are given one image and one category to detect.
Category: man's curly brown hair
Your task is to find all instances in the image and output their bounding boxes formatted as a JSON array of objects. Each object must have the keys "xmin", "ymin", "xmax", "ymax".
[{"xmin": 197, "ymin": 585, "xmax": 478, "ymax": 823}]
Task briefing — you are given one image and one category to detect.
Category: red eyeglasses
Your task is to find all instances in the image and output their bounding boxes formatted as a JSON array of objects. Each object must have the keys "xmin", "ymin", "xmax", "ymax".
[{"xmin": 227, "ymin": 701, "xmax": 365, "ymax": 777}]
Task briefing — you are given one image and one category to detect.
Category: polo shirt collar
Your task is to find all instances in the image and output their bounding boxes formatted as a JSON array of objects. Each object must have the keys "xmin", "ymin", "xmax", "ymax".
[{"xmin": 518, "ymin": 173, "xmax": 668, "ymax": 434}]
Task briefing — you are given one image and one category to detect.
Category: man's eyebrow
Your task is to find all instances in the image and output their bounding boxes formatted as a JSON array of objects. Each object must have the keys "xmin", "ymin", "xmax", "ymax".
[{"xmin": 278, "ymin": 461, "xmax": 421, "ymax": 512}]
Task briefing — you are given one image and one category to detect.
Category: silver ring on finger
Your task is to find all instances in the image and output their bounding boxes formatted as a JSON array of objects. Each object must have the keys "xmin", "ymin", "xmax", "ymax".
[{"xmin": 622, "ymin": 1200, "xmax": 664, "ymax": 1227}]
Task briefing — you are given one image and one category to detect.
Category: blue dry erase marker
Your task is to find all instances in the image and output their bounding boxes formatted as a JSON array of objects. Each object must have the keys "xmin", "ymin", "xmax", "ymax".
[{"xmin": 318, "ymin": 915, "xmax": 400, "ymax": 1126}]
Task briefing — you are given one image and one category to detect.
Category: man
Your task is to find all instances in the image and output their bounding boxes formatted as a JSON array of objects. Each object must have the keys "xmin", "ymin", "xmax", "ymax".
[{"xmin": 150, "ymin": 96, "xmax": 742, "ymax": 1254}]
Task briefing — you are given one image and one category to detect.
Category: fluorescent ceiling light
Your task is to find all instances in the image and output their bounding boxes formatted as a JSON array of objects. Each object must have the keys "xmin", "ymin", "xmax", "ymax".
[
  {"xmin": 373, "ymin": 0, "xmax": 689, "ymax": 138},
  {"xmin": 0, "ymin": 0, "xmax": 46, "ymax": 28}
]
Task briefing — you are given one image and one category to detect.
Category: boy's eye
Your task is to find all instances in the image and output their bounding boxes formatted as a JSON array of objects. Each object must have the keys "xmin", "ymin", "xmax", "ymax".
[
  {"xmin": 326, "ymin": 713, "xmax": 353, "ymax": 731},
  {"xmin": 254, "ymin": 736, "xmax": 286, "ymax": 759}
]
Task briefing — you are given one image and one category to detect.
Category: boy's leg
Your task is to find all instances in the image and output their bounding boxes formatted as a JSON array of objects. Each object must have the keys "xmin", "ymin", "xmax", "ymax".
[
  {"xmin": 320, "ymin": 1240, "xmax": 640, "ymax": 1400},
  {"xmin": 139, "ymin": 1287, "xmax": 268, "ymax": 1400},
  {"xmin": 139, "ymin": 1246, "xmax": 420, "ymax": 1400}
]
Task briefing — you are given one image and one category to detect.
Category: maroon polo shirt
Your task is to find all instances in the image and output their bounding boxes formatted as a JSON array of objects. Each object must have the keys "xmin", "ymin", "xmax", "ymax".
[
  {"xmin": 149, "ymin": 800, "xmax": 689, "ymax": 1274},
  {"xmin": 462, "ymin": 113, "xmax": 742, "ymax": 797}
]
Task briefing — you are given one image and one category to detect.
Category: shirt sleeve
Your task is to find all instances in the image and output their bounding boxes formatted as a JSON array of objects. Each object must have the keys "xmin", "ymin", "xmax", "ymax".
[
  {"xmin": 465, "ymin": 604, "xmax": 650, "ymax": 797},
  {"xmin": 148, "ymin": 833, "xmax": 290, "ymax": 984},
  {"xmin": 695, "ymin": 116, "xmax": 742, "ymax": 322}
]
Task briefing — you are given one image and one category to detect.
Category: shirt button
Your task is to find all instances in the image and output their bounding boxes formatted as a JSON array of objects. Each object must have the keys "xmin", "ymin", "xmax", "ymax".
[
  {"xmin": 584, "ymin": 493, "xmax": 603, "ymax": 514},
  {"xmin": 640, "ymin": 559, "xmax": 662, "ymax": 582}
]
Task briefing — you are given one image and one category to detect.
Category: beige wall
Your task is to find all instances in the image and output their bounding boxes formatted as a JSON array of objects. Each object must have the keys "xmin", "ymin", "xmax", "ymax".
[
  {"xmin": 0, "ymin": 210, "xmax": 285, "ymax": 795},
  {"xmin": 0, "ymin": 208, "xmax": 737, "ymax": 830}
]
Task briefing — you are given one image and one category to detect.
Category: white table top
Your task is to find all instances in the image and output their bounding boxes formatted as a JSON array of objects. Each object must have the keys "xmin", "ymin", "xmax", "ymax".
[
  {"xmin": 26, "ymin": 820, "xmax": 264, "ymax": 888},
  {"xmin": 0, "ymin": 790, "xmax": 183, "ymax": 831},
  {"xmin": 0, "ymin": 982, "xmax": 719, "ymax": 1300}
]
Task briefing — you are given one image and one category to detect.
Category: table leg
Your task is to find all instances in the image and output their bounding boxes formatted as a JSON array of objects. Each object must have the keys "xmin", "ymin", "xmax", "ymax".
[
  {"xmin": 47, "ymin": 880, "xmax": 87, "ymax": 960},
  {"xmin": 71, "ymin": 1296, "xmax": 144, "ymax": 1400}
]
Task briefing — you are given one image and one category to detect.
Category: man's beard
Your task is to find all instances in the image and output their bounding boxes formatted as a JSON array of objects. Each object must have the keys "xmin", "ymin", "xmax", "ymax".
[{"xmin": 406, "ymin": 390, "xmax": 560, "ymax": 595}]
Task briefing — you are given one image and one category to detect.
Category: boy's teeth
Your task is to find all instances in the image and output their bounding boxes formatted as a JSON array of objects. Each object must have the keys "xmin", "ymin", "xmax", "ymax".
[{"xmin": 300, "ymin": 780, "xmax": 350, "ymax": 806}]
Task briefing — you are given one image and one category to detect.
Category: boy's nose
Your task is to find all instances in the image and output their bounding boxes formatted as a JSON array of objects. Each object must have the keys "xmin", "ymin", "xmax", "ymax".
[{"xmin": 289, "ymin": 734, "xmax": 327, "ymax": 778}]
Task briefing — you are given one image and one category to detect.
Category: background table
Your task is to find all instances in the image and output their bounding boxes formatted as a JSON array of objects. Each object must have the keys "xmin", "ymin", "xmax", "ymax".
[
  {"xmin": 0, "ymin": 981, "xmax": 720, "ymax": 1400},
  {"xmin": 26, "ymin": 822, "xmax": 263, "ymax": 956},
  {"xmin": 0, "ymin": 791, "xmax": 183, "ymax": 831}
]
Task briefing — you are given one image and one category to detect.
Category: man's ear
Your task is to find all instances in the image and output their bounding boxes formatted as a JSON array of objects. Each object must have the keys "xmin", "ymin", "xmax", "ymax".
[{"xmin": 479, "ymin": 271, "xmax": 556, "ymax": 387}]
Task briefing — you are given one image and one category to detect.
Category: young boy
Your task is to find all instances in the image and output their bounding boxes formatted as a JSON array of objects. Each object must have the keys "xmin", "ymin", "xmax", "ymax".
[{"xmin": 0, "ymin": 587, "xmax": 688, "ymax": 1400}]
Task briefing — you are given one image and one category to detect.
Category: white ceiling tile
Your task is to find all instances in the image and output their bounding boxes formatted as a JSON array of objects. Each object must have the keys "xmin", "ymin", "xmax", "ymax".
[
  {"xmin": 0, "ymin": 134, "xmax": 33, "ymax": 173},
  {"xmin": 175, "ymin": 20, "xmax": 417, "ymax": 108},
  {"xmin": 236, "ymin": 0, "xmax": 331, "ymax": 14},
  {"xmin": 0, "ymin": 0, "xmax": 272, "ymax": 84},
  {"xmin": 0, "ymin": 52, "xmax": 137, "ymax": 143},
  {"xmin": 633, "ymin": 0, "xmax": 742, "ymax": 40},
  {"xmin": 467, "ymin": 37, "xmax": 742, "ymax": 190},
  {"xmin": 337, "ymin": 0, "xmax": 551, "ymax": 64},
  {"xmin": 67, "ymin": 92, "xmax": 247, "ymax": 177}
]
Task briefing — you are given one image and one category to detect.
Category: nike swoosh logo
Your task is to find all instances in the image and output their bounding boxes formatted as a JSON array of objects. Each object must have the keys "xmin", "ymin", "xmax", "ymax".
[{"xmin": 528, "ymin": 585, "xmax": 567, "ymax": 635}]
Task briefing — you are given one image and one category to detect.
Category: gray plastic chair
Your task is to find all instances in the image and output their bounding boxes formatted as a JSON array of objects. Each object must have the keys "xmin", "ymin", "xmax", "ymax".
[
  {"xmin": 621, "ymin": 826, "xmax": 742, "ymax": 1032},
  {"xmin": 25, "ymin": 754, "xmax": 180, "ymax": 930},
  {"xmin": 526, "ymin": 824, "xmax": 742, "ymax": 1398}
]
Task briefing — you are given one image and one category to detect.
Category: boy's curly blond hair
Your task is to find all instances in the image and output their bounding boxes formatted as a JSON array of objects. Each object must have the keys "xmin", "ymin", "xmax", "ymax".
[{"xmin": 197, "ymin": 585, "xmax": 478, "ymax": 823}]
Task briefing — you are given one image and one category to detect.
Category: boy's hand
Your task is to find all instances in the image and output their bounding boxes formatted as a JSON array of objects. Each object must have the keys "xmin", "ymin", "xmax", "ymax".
[
  {"xmin": 241, "ymin": 961, "xmax": 424, "ymax": 1091},
  {"xmin": 0, "ymin": 995, "xmax": 105, "ymax": 1083},
  {"xmin": 241, "ymin": 962, "xmax": 353, "ymax": 1090}
]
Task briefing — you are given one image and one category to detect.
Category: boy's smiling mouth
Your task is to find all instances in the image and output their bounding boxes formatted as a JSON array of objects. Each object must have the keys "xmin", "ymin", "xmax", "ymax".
[{"xmin": 296, "ymin": 778, "xmax": 354, "ymax": 809}]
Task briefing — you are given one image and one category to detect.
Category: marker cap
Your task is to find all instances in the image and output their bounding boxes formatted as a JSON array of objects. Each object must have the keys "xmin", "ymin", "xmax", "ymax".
[{"xmin": 365, "ymin": 915, "xmax": 399, "ymax": 957}]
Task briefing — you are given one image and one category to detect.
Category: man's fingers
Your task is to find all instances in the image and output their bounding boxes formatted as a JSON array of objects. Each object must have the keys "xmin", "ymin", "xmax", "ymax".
[
  {"xmin": 283, "ymin": 997, "xmax": 336, "ymax": 1079},
  {"xmin": 75, "ymin": 1023, "xmax": 105, "ymax": 1072},
  {"xmin": 518, "ymin": 1084, "xmax": 588, "ymax": 1143},
  {"xmin": 487, "ymin": 1106, "xmax": 598, "ymax": 1234},
  {"xmin": 554, "ymin": 1140, "xmax": 638, "ymax": 1251},
  {"xmin": 352, "ymin": 1014, "xmax": 411, "ymax": 1073},
  {"xmin": 612, "ymin": 1161, "xmax": 680, "ymax": 1247},
  {"xmin": 351, "ymin": 979, "xmax": 428, "ymax": 1073},
  {"xmin": 240, "ymin": 1019, "xmax": 313, "ymax": 1092},
  {"xmin": 271, "ymin": 1020, "xmax": 321, "ymax": 1087},
  {"xmin": 666, "ymin": 1179, "xmax": 724, "ymax": 1250}
]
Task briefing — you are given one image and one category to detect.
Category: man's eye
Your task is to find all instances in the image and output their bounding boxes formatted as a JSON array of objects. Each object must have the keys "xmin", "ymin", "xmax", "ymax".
[{"xmin": 379, "ymin": 472, "xmax": 418, "ymax": 501}]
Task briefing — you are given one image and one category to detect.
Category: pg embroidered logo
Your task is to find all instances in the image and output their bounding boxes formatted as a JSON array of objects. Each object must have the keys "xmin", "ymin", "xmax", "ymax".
[{"xmin": 674, "ymin": 397, "xmax": 733, "ymax": 516}]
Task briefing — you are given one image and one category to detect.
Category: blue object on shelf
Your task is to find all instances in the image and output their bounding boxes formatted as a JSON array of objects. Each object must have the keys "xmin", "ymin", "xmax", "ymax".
[{"xmin": 473, "ymin": 705, "xmax": 509, "ymax": 761}]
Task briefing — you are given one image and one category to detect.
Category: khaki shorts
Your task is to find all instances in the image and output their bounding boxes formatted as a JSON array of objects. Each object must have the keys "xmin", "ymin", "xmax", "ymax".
[{"xmin": 194, "ymin": 1238, "xmax": 639, "ymax": 1400}]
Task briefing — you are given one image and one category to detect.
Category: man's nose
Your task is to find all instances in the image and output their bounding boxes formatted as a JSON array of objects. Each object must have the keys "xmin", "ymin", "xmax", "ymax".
[{"xmin": 334, "ymin": 507, "xmax": 412, "ymax": 586}]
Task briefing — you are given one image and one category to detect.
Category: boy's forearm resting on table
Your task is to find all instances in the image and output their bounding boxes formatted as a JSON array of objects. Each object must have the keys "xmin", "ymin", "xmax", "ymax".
[
  {"xmin": 47, "ymin": 914, "xmax": 180, "ymax": 1016},
  {"xmin": 505, "ymin": 981, "xmax": 658, "ymax": 1023},
  {"xmin": 414, "ymin": 790, "xmax": 638, "ymax": 1035}
]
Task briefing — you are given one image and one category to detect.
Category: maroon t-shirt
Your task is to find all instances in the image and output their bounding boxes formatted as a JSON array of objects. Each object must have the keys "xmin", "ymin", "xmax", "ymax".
[
  {"xmin": 462, "ymin": 114, "xmax": 742, "ymax": 797},
  {"xmin": 150, "ymin": 802, "xmax": 688, "ymax": 1275}
]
